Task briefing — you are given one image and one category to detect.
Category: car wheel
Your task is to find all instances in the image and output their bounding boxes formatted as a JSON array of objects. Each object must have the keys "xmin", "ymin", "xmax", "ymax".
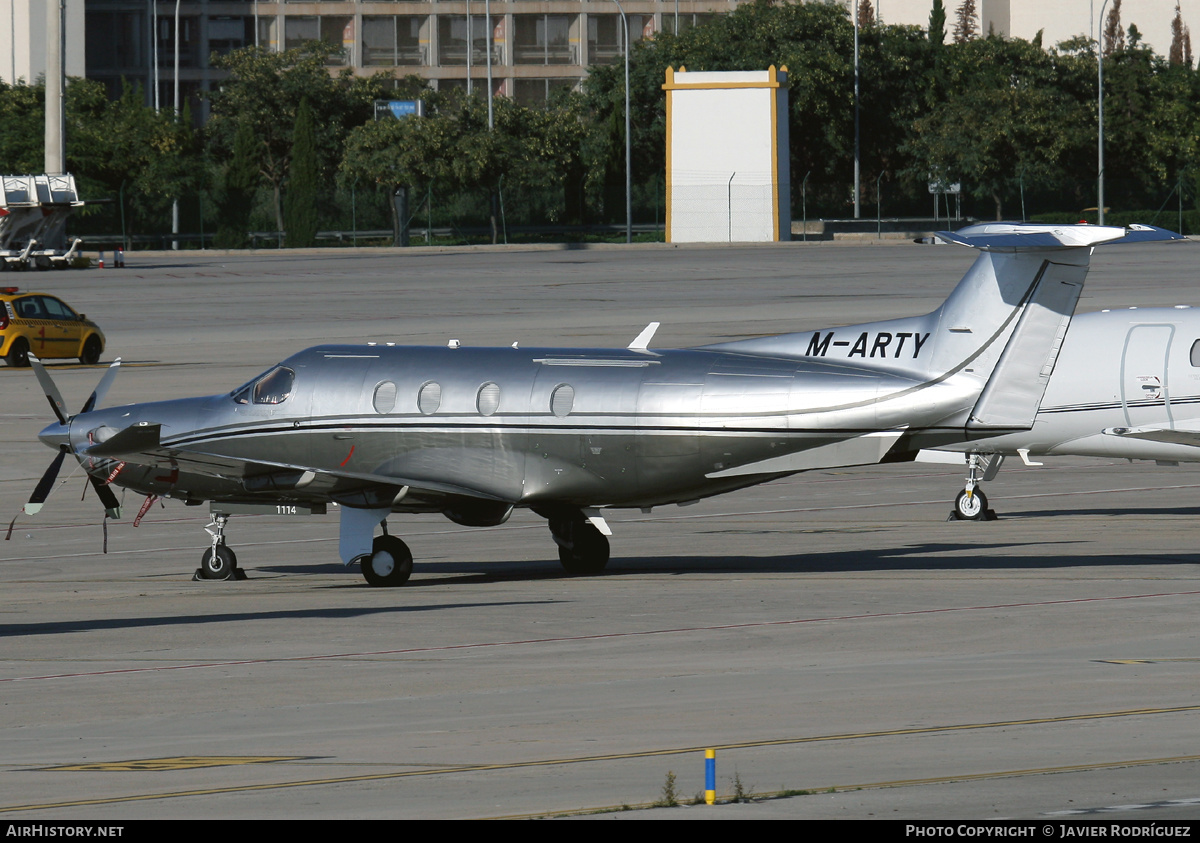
[
  {"xmin": 5, "ymin": 338, "xmax": 30, "ymax": 367},
  {"xmin": 80, "ymin": 335, "xmax": 102, "ymax": 365}
]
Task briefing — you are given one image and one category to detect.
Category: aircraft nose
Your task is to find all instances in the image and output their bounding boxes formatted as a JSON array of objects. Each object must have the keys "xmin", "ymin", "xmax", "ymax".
[{"xmin": 38, "ymin": 420, "xmax": 71, "ymax": 451}]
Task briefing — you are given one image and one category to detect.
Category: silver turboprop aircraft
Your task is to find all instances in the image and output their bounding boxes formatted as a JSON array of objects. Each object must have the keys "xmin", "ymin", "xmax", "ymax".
[
  {"xmin": 18, "ymin": 223, "xmax": 1183, "ymax": 586},
  {"xmin": 920, "ymin": 303, "xmax": 1200, "ymax": 519}
]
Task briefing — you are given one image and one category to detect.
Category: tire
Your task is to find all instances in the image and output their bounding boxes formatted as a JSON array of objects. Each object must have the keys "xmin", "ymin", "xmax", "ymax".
[
  {"xmin": 954, "ymin": 488, "xmax": 988, "ymax": 521},
  {"xmin": 555, "ymin": 519, "xmax": 610, "ymax": 575},
  {"xmin": 199, "ymin": 545, "xmax": 237, "ymax": 579},
  {"xmin": 361, "ymin": 535, "xmax": 413, "ymax": 587},
  {"xmin": 80, "ymin": 335, "xmax": 102, "ymax": 365},
  {"xmin": 5, "ymin": 338, "xmax": 30, "ymax": 368}
]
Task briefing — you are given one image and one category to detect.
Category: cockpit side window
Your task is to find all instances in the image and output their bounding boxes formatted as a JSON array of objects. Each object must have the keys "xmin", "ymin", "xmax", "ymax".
[
  {"xmin": 252, "ymin": 367, "xmax": 295, "ymax": 405},
  {"xmin": 1190, "ymin": 339, "xmax": 1200, "ymax": 367}
]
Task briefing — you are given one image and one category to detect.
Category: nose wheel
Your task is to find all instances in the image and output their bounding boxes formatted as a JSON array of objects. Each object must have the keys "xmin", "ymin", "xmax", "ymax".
[
  {"xmin": 948, "ymin": 454, "xmax": 998, "ymax": 521},
  {"xmin": 953, "ymin": 487, "xmax": 989, "ymax": 521},
  {"xmin": 194, "ymin": 513, "xmax": 247, "ymax": 580}
]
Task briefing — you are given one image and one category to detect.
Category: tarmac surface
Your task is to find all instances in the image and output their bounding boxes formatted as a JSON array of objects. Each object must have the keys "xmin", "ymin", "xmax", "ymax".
[{"xmin": 2, "ymin": 239, "xmax": 1200, "ymax": 820}]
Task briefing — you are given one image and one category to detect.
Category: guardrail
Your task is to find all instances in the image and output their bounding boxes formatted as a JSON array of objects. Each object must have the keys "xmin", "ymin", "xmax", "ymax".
[{"xmin": 74, "ymin": 223, "xmax": 667, "ymax": 251}]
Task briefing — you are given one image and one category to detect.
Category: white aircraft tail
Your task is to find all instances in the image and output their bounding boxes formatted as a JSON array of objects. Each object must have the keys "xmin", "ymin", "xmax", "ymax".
[{"xmin": 937, "ymin": 224, "xmax": 1183, "ymax": 430}]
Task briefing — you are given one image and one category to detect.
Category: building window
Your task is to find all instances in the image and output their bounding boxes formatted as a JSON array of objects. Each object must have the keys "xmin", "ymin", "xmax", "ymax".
[
  {"xmin": 363, "ymin": 16, "xmax": 427, "ymax": 66},
  {"xmin": 155, "ymin": 15, "xmax": 201, "ymax": 68},
  {"xmin": 208, "ymin": 16, "xmax": 255, "ymax": 56},
  {"xmin": 514, "ymin": 15, "xmax": 577, "ymax": 66},
  {"xmin": 285, "ymin": 16, "xmax": 352, "ymax": 65},
  {"xmin": 86, "ymin": 10, "xmax": 146, "ymax": 73},
  {"xmin": 513, "ymin": 78, "xmax": 579, "ymax": 107},
  {"xmin": 587, "ymin": 15, "xmax": 623, "ymax": 66},
  {"xmin": 437, "ymin": 15, "xmax": 497, "ymax": 67}
]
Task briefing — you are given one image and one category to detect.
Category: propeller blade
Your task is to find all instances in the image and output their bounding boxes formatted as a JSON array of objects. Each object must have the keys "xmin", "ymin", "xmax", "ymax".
[
  {"xmin": 88, "ymin": 474, "xmax": 122, "ymax": 520},
  {"xmin": 28, "ymin": 353, "xmax": 67, "ymax": 425},
  {"xmin": 24, "ymin": 449, "xmax": 68, "ymax": 515},
  {"xmin": 80, "ymin": 357, "xmax": 122, "ymax": 414}
]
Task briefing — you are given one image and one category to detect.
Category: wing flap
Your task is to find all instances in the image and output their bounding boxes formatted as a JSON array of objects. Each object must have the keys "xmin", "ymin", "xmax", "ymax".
[
  {"xmin": 1103, "ymin": 427, "xmax": 1200, "ymax": 448},
  {"xmin": 706, "ymin": 430, "xmax": 905, "ymax": 478}
]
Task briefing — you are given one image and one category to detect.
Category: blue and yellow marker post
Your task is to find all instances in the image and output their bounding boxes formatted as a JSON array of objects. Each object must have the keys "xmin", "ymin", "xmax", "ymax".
[{"xmin": 705, "ymin": 749, "xmax": 716, "ymax": 805}]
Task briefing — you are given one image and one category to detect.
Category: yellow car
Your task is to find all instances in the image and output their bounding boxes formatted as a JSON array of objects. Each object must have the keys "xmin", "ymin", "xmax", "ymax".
[{"xmin": 0, "ymin": 287, "xmax": 105, "ymax": 367}]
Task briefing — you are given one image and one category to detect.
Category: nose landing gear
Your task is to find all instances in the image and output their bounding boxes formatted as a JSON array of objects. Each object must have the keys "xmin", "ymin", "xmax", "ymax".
[{"xmin": 194, "ymin": 513, "xmax": 247, "ymax": 580}]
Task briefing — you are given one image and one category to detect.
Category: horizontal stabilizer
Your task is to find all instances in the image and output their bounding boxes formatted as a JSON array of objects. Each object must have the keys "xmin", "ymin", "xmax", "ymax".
[
  {"xmin": 1103, "ymin": 427, "xmax": 1200, "ymax": 448},
  {"xmin": 936, "ymin": 223, "xmax": 1184, "ymax": 252}
]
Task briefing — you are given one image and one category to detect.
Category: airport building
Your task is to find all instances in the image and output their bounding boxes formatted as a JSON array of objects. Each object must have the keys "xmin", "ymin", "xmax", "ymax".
[
  {"xmin": 1, "ymin": 1, "xmax": 1194, "ymax": 112},
  {"xmin": 3, "ymin": 0, "xmax": 734, "ymax": 110}
]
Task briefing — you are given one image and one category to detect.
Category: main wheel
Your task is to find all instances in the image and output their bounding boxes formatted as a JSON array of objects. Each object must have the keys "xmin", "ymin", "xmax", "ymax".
[
  {"xmin": 954, "ymin": 488, "xmax": 988, "ymax": 521},
  {"xmin": 361, "ymin": 535, "xmax": 413, "ymax": 587},
  {"xmin": 80, "ymin": 335, "xmax": 102, "ymax": 365},
  {"xmin": 5, "ymin": 338, "xmax": 30, "ymax": 367},
  {"xmin": 554, "ymin": 518, "xmax": 610, "ymax": 575},
  {"xmin": 199, "ymin": 545, "xmax": 237, "ymax": 579}
]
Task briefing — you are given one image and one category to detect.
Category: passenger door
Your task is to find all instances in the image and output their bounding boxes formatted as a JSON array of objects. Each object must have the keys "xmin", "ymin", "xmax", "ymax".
[{"xmin": 1121, "ymin": 324, "xmax": 1174, "ymax": 428}]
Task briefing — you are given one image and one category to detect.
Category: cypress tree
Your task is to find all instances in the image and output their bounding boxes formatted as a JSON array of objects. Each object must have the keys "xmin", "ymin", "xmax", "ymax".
[
  {"xmin": 929, "ymin": 0, "xmax": 947, "ymax": 46},
  {"xmin": 214, "ymin": 121, "xmax": 258, "ymax": 249},
  {"xmin": 284, "ymin": 99, "xmax": 319, "ymax": 248}
]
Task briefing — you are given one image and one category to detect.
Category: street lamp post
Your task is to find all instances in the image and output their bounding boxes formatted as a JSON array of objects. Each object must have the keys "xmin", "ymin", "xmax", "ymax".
[
  {"xmin": 853, "ymin": 4, "xmax": 860, "ymax": 219},
  {"xmin": 172, "ymin": 0, "xmax": 180, "ymax": 250},
  {"xmin": 611, "ymin": 0, "xmax": 632, "ymax": 243},
  {"xmin": 486, "ymin": 0, "xmax": 493, "ymax": 128},
  {"xmin": 1098, "ymin": 0, "xmax": 1111, "ymax": 226}
]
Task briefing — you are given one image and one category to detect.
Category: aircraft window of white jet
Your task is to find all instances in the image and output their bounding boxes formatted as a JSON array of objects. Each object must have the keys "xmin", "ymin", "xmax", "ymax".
[
  {"xmin": 477, "ymin": 382, "xmax": 501, "ymax": 416},
  {"xmin": 417, "ymin": 381, "xmax": 441, "ymax": 414},
  {"xmin": 1191, "ymin": 339, "xmax": 1200, "ymax": 367},
  {"xmin": 252, "ymin": 366, "xmax": 294, "ymax": 405},
  {"xmin": 373, "ymin": 381, "xmax": 397, "ymax": 414},
  {"xmin": 550, "ymin": 383, "xmax": 575, "ymax": 417}
]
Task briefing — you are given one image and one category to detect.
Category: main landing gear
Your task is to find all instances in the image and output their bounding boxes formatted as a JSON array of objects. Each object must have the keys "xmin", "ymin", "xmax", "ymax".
[
  {"xmin": 548, "ymin": 510, "xmax": 610, "ymax": 575},
  {"xmin": 948, "ymin": 453, "xmax": 1000, "ymax": 522},
  {"xmin": 360, "ymin": 532, "xmax": 413, "ymax": 587},
  {"xmin": 194, "ymin": 513, "xmax": 247, "ymax": 580}
]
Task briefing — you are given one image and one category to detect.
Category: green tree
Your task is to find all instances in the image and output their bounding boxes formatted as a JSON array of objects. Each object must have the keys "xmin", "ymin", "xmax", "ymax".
[
  {"xmin": 340, "ymin": 91, "xmax": 457, "ymax": 240},
  {"xmin": 929, "ymin": 0, "xmax": 947, "ymax": 46},
  {"xmin": 953, "ymin": 0, "xmax": 978, "ymax": 43},
  {"xmin": 206, "ymin": 44, "xmax": 391, "ymax": 232},
  {"xmin": 214, "ymin": 121, "xmax": 259, "ymax": 249},
  {"xmin": 0, "ymin": 81, "xmax": 45, "ymax": 173},
  {"xmin": 903, "ymin": 36, "xmax": 1089, "ymax": 219},
  {"xmin": 284, "ymin": 99, "xmax": 319, "ymax": 247}
]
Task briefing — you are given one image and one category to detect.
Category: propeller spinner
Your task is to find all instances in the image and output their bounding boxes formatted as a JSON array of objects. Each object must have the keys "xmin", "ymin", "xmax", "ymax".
[{"xmin": 23, "ymin": 354, "xmax": 123, "ymax": 519}]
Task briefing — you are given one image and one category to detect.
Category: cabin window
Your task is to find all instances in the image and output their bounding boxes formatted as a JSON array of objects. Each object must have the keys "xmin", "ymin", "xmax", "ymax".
[
  {"xmin": 417, "ymin": 381, "xmax": 441, "ymax": 414},
  {"xmin": 477, "ymin": 382, "xmax": 500, "ymax": 416},
  {"xmin": 550, "ymin": 384, "xmax": 574, "ymax": 417},
  {"xmin": 373, "ymin": 381, "xmax": 397, "ymax": 414},
  {"xmin": 252, "ymin": 367, "xmax": 294, "ymax": 405},
  {"xmin": 1191, "ymin": 339, "xmax": 1200, "ymax": 367}
]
